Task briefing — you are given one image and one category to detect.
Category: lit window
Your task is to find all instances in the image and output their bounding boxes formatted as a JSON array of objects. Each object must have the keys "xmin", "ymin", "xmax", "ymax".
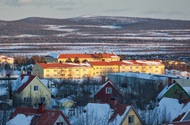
[
  {"xmin": 34, "ymin": 86, "xmax": 39, "ymax": 91},
  {"xmin": 106, "ymin": 87, "xmax": 112, "ymax": 94},
  {"xmin": 128, "ymin": 115, "xmax": 134, "ymax": 125}
]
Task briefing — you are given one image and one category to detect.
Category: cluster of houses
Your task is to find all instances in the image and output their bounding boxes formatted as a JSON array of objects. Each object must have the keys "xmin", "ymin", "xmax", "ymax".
[
  {"xmin": 32, "ymin": 53, "xmax": 165, "ymax": 79},
  {"xmin": 3, "ymin": 70, "xmax": 190, "ymax": 125},
  {"xmin": 1, "ymin": 53, "xmax": 190, "ymax": 125}
]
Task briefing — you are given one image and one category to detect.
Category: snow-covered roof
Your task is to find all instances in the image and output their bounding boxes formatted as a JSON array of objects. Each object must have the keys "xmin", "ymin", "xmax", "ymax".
[
  {"xmin": 47, "ymin": 53, "xmax": 60, "ymax": 58},
  {"xmin": 110, "ymin": 105, "xmax": 131, "ymax": 125},
  {"xmin": 108, "ymin": 72, "xmax": 170, "ymax": 81},
  {"xmin": 72, "ymin": 103, "xmax": 112, "ymax": 125},
  {"xmin": 58, "ymin": 98, "xmax": 74, "ymax": 103},
  {"xmin": 155, "ymin": 97, "xmax": 190, "ymax": 123},
  {"xmin": 12, "ymin": 75, "xmax": 31, "ymax": 91},
  {"xmin": 183, "ymin": 87, "xmax": 190, "ymax": 95},
  {"xmin": 6, "ymin": 114, "xmax": 33, "ymax": 125},
  {"xmin": 40, "ymin": 79, "xmax": 58, "ymax": 96}
]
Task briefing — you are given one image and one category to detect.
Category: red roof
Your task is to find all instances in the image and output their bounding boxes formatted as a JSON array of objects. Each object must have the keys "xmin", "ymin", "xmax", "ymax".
[
  {"xmin": 89, "ymin": 60, "xmax": 163, "ymax": 66},
  {"xmin": 109, "ymin": 104, "xmax": 129, "ymax": 121},
  {"xmin": 93, "ymin": 79, "xmax": 124, "ymax": 97},
  {"xmin": 38, "ymin": 62, "xmax": 90, "ymax": 69},
  {"xmin": 9, "ymin": 107, "xmax": 71, "ymax": 125},
  {"xmin": 17, "ymin": 74, "xmax": 36, "ymax": 94},
  {"xmin": 58, "ymin": 53, "xmax": 119, "ymax": 59},
  {"xmin": 89, "ymin": 61, "xmax": 124, "ymax": 66},
  {"xmin": 166, "ymin": 121, "xmax": 190, "ymax": 125}
]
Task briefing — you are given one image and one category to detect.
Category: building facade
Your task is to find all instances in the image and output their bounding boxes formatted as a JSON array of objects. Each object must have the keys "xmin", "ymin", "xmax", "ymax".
[{"xmin": 32, "ymin": 60, "xmax": 165, "ymax": 79}]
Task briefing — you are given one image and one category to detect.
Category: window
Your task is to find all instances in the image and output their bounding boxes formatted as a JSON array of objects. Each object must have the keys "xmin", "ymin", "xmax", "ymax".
[
  {"xmin": 54, "ymin": 70, "xmax": 57, "ymax": 72},
  {"xmin": 46, "ymin": 70, "xmax": 49, "ymax": 72},
  {"xmin": 23, "ymin": 97, "xmax": 31, "ymax": 103},
  {"xmin": 34, "ymin": 86, "xmax": 39, "ymax": 91},
  {"xmin": 41, "ymin": 97, "xmax": 46, "ymax": 102},
  {"xmin": 106, "ymin": 87, "xmax": 112, "ymax": 94},
  {"xmin": 56, "ymin": 122, "xmax": 63, "ymax": 125},
  {"xmin": 128, "ymin": 115, "xmax": 134, "ymax": 125}
]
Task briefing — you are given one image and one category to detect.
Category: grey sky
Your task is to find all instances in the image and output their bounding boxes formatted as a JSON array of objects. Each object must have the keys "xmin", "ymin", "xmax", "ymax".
[{"xmin": 0, "ymin": 0, "xmax": 190, "ymax": 20}]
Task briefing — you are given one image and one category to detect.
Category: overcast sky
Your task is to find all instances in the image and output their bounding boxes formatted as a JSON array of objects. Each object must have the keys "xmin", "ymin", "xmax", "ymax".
[{"xmin": 0, "ymin": 0, "xmax": 190, "ymax": 21}]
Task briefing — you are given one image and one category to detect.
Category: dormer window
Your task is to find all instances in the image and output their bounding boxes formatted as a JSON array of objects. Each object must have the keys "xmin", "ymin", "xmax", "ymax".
[{"xmin": 106, "ymin": 87, "xmax": 112, "ymax": 94}]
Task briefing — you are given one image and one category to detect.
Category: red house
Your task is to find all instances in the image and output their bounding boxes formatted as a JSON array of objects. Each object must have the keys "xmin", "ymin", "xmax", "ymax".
[
  {"xmin": 7, "ymin": 103, "xmax": 71, "ymax": 125},
  {"xmin": 92, "ymin": 80, "xmax": 124, "ymax": 107}
]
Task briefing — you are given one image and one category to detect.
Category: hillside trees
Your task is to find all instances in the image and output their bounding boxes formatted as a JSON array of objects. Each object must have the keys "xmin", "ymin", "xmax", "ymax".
[{"xmin": 14, "ymin": 55, "xmax": 45, "ymax": 66}]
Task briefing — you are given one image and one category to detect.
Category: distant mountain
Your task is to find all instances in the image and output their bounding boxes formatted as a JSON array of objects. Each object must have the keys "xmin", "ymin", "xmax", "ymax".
[{"xmin": 0, "ymin": 16, "xmax": 190, "ymax": 36}]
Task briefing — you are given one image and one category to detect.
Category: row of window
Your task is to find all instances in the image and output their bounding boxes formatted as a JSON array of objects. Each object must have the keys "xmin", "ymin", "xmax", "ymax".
[
  {"xmin": 23, "ymin": 97, "xmax": 45, "ymax": 103},
  {"xmin": 95, "ymin": 67, "xmax": 118, "ymax": 70},
  {"xmin": 46, "ymin": 69, "xmax": 86, "ymax": 72}
]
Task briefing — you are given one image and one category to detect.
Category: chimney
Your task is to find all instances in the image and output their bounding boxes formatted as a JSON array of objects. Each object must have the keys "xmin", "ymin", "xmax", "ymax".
[
  {"xmin": 102, "ymin": 76, "xmax": 106, "ymax": 84},
  {"xmin": 110, "ymin": 97, "xmax": 117, "ymax": 109},
  {"xmin": 38, "ymin": 103, "xmax": 45, "ymax": 113},
  {"xmin": 168, "ymin": 77, "xmax": 173, "ymax": 86}
]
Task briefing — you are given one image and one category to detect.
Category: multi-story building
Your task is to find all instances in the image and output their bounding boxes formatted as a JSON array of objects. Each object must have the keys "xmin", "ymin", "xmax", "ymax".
[
  {"xmin": 32, "ymin": 62, "xmax": 92, "ymax": 79},
  {"xmin": 32, "ymin": 60, "xmax": 165, "ymax": 79},
  {"xmin": 45, "ymin": 53, "xmax": 121, "ymax": 63}
]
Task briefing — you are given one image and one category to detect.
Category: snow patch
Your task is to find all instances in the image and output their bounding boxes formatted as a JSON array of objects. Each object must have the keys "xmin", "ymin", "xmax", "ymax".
[{"xmin": 6, "ymin": 114, "xmax": 33, "ymax": 125}]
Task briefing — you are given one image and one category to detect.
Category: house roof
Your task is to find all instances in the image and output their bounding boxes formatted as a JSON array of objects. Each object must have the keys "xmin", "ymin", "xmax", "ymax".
[
  {"xmin": 157, "ymin": 82, "xmax": 190, "ymax": 100},
  {"xmin": 9, "ymin": 107, "xmax": 71, "ymax": 125},
  {"xmin": 91, "ymin": 79, "xmax": 124, "ymax": 97},
  {"xmin": 109, "ymin": 105, "xmax": 143, "ymax": 125},
  {"xmin": 37, "ymin": 62, "xmax": 91, "ymax": 69},
  {"xmin": 173, "ymin": 110, "xmax": 190, "ymax": 122},
  {"xmin": 89, "ymin": 61, "xmax": 123, "ymax": 66},
  {"xmin": 89, "ymin": 60, "xmax": 164, "ymax": 67},
  {"xmin": 166, "ymin": 120, "xmax": 190, "ymax": 125},
  {"xmin": 58, "ymin": 53, "xmax": 119, "ymax": 59},
  {"xmin": 15, "ymin": 74, "xmax": 51, "ymax": 94},
  {"xmin": 157, "ymin": 83, "xmax": 176, "ymax": 100},
  {"xmin": 109, "ymin": 104, "xmax": 130, "ymax": 121},
  {"xmin": 17, "ymin": 74, "xmax": 36, "ymax": 94}
]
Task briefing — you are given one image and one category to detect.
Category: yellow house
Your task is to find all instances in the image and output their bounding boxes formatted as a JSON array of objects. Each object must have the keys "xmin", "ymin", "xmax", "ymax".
[
  {"xmin": 57, "ymin": 53, "xmax": 120, "ymax": 63},
  {"xmin": 14, "ymin": 74, "xmax": 51, "ymax": 106},
  {"xmin": 32, "ymin": 62, "xmax": 93, "ymax": 79},
  {"xmin": 110, "ymin": 104, "xmax": 143, "ymax": 125}
]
